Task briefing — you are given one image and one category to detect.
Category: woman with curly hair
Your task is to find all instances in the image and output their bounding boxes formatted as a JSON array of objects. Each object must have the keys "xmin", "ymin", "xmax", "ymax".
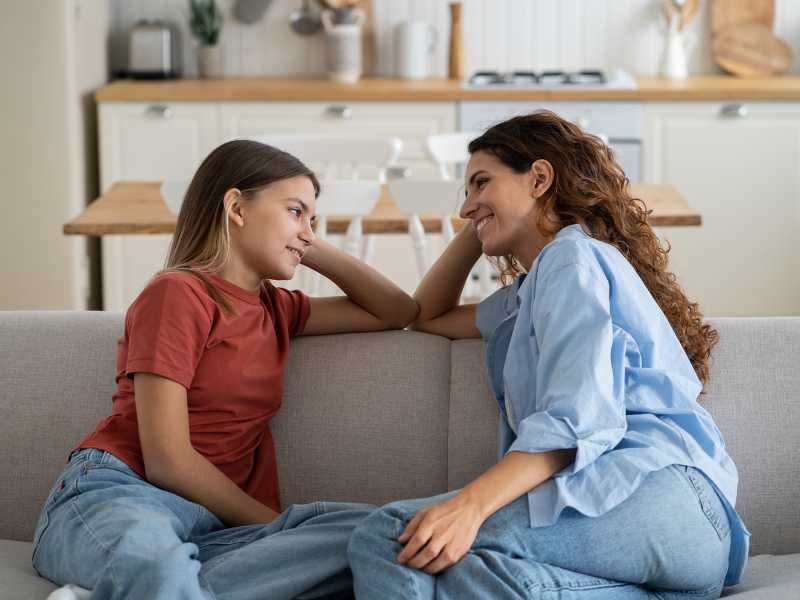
[{"xmin": 347, "ymin": 111, "xmax": 749, "ymax": 599}]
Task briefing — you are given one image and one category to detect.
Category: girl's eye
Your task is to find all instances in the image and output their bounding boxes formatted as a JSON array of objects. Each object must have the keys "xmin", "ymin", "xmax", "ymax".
[
  {"xmin": 289, "ymin": 207, "xmax": 302, "ymax": 217},
  {"xmin": 476, "ymin": 178, "xmax": 489, "ymax": 189}
]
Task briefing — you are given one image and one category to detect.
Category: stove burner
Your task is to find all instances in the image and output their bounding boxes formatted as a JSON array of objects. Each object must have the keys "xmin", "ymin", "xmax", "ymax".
[{"xmin": 468, "ymin": 69, "xmax": 608, "ymax": 87}]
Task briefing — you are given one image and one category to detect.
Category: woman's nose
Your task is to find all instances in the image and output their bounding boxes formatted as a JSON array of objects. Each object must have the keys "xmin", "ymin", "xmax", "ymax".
[{"xmin": 459, "ymin": 193, "xmax": 476, "ymax": 220}]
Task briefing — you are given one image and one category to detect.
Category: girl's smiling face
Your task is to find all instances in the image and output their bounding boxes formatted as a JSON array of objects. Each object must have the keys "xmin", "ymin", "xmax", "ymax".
[
  {"xmin": 228, "ymin": 175, "xmax": 317, "ymax": 283},
  {"xmin": 460, "ymin": 150, "xmax": 554, "ymax": 270}
]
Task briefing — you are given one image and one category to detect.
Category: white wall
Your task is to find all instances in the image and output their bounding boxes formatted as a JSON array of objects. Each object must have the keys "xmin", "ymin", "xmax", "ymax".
[
  {"xmin": 111, "ymin": 0, "xmax": 800, "ymax": 78},
  {"xmin": 0, "ymin": 0, "xmax": 109, "ymax": 309}
]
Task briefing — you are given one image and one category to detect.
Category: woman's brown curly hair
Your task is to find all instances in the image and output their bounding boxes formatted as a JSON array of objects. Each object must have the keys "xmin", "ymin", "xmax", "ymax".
[{"xmin": 469, "ymin": 110, "xmax": 718, "ymax": 388}]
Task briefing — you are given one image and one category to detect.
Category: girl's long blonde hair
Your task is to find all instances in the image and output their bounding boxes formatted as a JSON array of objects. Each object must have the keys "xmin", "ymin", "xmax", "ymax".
[
  {"xmin": 469, "ymin": 111, "xmax": 718, "ymax": 388},
  {"xmin": 162, "ymin": 139, "xmax": 320, "ymax": 314}
]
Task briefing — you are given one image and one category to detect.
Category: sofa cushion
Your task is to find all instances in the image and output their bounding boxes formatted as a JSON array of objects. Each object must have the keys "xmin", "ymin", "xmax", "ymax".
[
  {"xmin": 0, "ymin": 314, "xmax": 454, "ymax": 541},
  {"xmin": 0, "ymin": 540, "xmax": 57, "ymax": 599},
  {"xmin": 702, "ymin": 318, "xmax": 800, "ymax": 556},
  {"xmin": 720, "ymin": 554, "xmax": 800, "ymax": 598},
  {"xmin": 0, "ymin": 311, "xmax": 121, "ymax": 542},
  {"xmin": 275, "ymin": 330, "xmax": 452, "ymax": 507}
]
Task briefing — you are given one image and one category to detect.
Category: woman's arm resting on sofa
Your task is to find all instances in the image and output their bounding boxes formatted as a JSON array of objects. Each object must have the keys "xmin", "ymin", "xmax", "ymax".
[
  {"xmin": 300, "ymin": 238, "xmax": 419, "ymax": 335},
  {"xmin": 134, "ymin": 373, "xmax": 279, "ymax": 526},
  {"xmin": 396, "ymin": 449, "xmax": 576, "ymax": 574},
  {"xmin": 410, "ymin": 224, "xmax": 483, "ymax": 339}
]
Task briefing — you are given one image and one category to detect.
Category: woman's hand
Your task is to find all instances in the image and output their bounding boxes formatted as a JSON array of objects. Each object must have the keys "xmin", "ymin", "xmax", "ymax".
[{"xmin": 396, "ymin": 493, "xmax": 485, "ymax": 574}]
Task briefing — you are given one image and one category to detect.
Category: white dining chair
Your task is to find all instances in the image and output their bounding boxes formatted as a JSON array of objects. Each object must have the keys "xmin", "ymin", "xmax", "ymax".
[
  {"xmin": 425, "ymin": 131, "xmax": 494, "ymax": 299},
  {"xmin": 425, "ymin": 131, "xmax": 480, "ymax": 181},
  {"xmin": 305, "ymin": 179, "xmax": 383, "ymax": 295},
  {"xmin": 387, "ymin": 179, "xmax": 462, "ymax": 280},
  {"xmin": 251, "ymin": 134, "xmax": 402, "ymax": 268}
]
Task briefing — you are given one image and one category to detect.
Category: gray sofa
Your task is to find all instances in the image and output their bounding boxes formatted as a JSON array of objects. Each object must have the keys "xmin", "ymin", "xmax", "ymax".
[{"xmin": 1, "ymin": 312, "xmax": 798, "ymax": 599}]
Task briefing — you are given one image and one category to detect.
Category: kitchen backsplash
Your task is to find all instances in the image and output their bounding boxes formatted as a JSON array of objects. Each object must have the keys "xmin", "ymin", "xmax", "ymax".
[{"xmin": 110, "ymin": 0, "xmax": 800, "ymax": 78}]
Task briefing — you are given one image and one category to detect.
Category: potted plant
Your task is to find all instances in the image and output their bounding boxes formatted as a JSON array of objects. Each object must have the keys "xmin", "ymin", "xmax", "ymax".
[{"xmin": 189, "ymin": 0, "xmax": 224, "ymax": 78}]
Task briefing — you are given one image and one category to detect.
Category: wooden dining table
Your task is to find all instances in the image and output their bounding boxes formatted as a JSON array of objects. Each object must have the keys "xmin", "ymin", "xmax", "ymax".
[{"xmin": 63, "ymin": 181, "xmax": 701, "ymax": 236}]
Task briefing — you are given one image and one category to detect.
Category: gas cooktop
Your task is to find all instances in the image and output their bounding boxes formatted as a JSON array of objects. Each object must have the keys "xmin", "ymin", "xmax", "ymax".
[{"xmin": 464, "ymin": 69, "xmax": 636, "ymax": 89}]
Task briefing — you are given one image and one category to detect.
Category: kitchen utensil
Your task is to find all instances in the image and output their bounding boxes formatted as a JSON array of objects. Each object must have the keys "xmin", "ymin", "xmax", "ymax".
[
  {"xmin": 290, "ymin": 0, "xmax": 322, "ymax": 35},
  {"xmin": 447, "ymin": 3, "xmax": 464, "ymax": 80},
  {"xmin": 321, "ymin": 7, "xmax": 365, "ymax": 82},
  {"xmin": 233, "ymin": 0, "xmax": 272, "ymax": 24},
  {"xmin": 661, "ymin": 0, "xmax": 700, "ymax": 31},
  {"xmin": 711, "ymin": 0, "xmax": 774, "ymax": 36},
  {"xmin": 394, "ymin": 20, "xmax": 437, "ymax": 79},
  {"xmin": 712, "ymin": 22, "xmax": 792, "ymax": 77},
  {"xmin": 127, "ymin": 20, "xmax": 181, "ymax": 79}
]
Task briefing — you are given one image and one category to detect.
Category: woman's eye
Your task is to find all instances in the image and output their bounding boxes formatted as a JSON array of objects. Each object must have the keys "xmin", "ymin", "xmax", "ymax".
[
  {"xmin": 289, "ymin": 207, "xmax": 302, "ymax": 217},
  {"xmin": 476, "ymin": 178, "xmax": 488, "ymax": 189}
]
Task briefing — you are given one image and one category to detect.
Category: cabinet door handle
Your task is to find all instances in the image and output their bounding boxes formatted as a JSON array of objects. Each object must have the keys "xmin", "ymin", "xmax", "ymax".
[
  {"xmin": 145, "ymin": 104, "xmax": 173, "ymax": 119},
  {"xmin": 720, "ymin": 104, "xmax": 747, "ymax": 119},
  {"xmin": 324, "ymin": 105, "xmax": 353, "ymax": 119}
]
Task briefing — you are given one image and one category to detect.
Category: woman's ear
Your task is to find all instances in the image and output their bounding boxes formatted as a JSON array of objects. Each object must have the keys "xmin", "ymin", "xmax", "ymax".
[
  {"xmin": 223, "ymin": 188, "xmax": 245, "ymax": 228},
  {"xmin": 530, "ymin": 159, "xmax": 554, "ymax": 199}
]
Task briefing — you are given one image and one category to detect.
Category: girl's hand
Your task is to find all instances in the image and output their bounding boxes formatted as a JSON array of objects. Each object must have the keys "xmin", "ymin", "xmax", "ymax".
[{"xmin": 396, "ymin": 493, "xmax": 485, "ymax": 574}]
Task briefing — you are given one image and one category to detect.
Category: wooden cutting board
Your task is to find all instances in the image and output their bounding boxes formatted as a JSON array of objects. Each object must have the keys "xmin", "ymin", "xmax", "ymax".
[
  {"xmin": 712, "ymin": 22, "xmax": 792, "ymax": 77},
  {"xmin": 711, "ymin": 0, "xmax": 774, "ymax": 35}
]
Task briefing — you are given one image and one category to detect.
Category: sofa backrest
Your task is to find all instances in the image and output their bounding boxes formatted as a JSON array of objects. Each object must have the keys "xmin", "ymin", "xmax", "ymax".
[{"xmin": 0, "ymin": 312, "xmax": 798, "ymax": 556}]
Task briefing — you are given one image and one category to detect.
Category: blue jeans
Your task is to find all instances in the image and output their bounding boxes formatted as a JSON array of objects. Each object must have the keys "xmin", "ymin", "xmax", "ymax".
[
  {"xmin": 32, "ymin": 448, "xmax": 373, "ymax": 599},
  {"xmin": 347, "ymin": 465, "xmax": 732, "ymax": 599}
]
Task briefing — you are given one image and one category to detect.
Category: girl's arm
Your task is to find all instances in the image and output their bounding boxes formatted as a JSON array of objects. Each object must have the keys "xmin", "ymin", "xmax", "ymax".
[
  {"xmin": 396, "ymin": 449, "xmax": 576, "ymax": 574},
  {"xmin": 410, "ymin": 224, "xmax": 483, "ymax": 339},
  {"xmin": 300, "ymin": 237, "xmax": 419, "ymax": 335},
  {"xmin": 135, "ymin": 373, "xmax": 279, "ymax": 526}
]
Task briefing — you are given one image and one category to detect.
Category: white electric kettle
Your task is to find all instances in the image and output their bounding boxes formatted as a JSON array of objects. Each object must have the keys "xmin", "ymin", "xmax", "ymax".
[{"xmin": 394, "ymin": 20, "xmax": 437, "ymax": 80}]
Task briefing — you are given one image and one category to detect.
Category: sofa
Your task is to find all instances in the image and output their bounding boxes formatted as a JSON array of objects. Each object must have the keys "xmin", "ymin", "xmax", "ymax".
[{"xmin": 0, "ymin": 311, "xmax": 798, "ymax": 599}]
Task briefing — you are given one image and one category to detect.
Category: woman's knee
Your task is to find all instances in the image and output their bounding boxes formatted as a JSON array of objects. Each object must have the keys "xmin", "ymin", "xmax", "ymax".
[{"xmin": 347, "ymin": 502, "xmax": 406, "ymax": 559}]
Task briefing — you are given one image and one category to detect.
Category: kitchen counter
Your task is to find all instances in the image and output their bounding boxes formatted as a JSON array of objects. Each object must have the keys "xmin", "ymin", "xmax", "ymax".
[
  {"xmin": 63, "ymin": 181, "xmax": 700, "ymax": 236},
  {"xmin": 95, "ymin": 76, "xmax": 800, "ymax": 102}
]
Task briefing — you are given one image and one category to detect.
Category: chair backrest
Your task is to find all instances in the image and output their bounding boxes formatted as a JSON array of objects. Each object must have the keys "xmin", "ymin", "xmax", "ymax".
[
  {"xmin": 425, "ymin": 132, "xmax": 481, "ymax": 180},
  {"xmin": 387, "ymin": 179, "xmax": 463, "ymax": 217},
  {"xmin": 251, "ymin": 134, "xmax": 402, "ymax": 182},
  {"xmin": 316, "ymin": 180, "xmax": 382, "ymax": 217}
]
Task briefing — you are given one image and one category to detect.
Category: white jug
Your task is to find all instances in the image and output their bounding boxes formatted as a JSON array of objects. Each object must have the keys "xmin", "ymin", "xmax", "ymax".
[
  {"xmin": 322, "ymin": 8, "xmax": 365, "ymax": 84},
  {"xmin": 394, "ymin": 20, "xmax": 437, "ymax": 79},
  {"xmin": 660, "ymin": 16, "xmax": 696, "ymax": 80}
]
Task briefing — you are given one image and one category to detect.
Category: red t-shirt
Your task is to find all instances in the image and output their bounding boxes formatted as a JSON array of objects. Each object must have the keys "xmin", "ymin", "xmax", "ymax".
[{"xmin": 75, "ymin": 271, "xmax": 310, "ymax": 512}]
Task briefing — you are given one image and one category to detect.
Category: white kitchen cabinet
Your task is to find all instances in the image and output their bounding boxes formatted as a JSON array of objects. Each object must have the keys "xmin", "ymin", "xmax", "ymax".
[
  {"xmin": 645, "ymin": 102, "xmax": 800, "ymax": 316},
  {"xmin": 98, "ymin": 102, "xmax": 220, "ymax": 311},
  {"xmin": 220, "ymin": 102, "xmax": 457, "ymax": 180}
]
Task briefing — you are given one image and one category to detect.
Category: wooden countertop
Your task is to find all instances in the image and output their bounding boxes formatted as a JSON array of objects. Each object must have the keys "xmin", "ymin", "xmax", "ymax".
[
  {"xmin": 95, "ymin": 76, "xmax": 800, "ymax": 102},
  {"xmin": 63, "ymin": 182, "xmax": 700, "ymax": 236}
]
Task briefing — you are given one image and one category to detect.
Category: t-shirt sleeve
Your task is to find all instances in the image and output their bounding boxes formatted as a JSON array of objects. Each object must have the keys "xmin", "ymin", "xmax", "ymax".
[
  {"xmin": 266, "ymin": 284, "xmax": 311, "ymax": 337},
  {"xmin": 124, "ymin": 275, "xmax": 214, "ymax": 388}
]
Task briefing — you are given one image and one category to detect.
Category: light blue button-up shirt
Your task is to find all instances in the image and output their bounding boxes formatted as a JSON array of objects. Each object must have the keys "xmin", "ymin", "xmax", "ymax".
[{"xmin": 476, "ymin": 224, "xmax": 749, "ymax": 586}]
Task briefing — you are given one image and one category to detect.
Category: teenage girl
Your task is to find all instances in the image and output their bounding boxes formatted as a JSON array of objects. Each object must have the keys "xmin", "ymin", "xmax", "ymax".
[
  {"xmin": 347, "ymin": 111, "xmax": 749, "ymax": 600},
  {"xmin": 32, "ymin": 140, "xmax": 418, "ymax": 600}
]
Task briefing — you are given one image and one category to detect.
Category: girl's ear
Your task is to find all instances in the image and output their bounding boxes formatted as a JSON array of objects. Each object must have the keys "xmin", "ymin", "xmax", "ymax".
[
  {"xmin": 530, "ymin": 159, "xmax": 554, "ymax": 199},
  {"xmin": 223, "ymin": 188, "xmax": 245, "ymax": 228}
]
